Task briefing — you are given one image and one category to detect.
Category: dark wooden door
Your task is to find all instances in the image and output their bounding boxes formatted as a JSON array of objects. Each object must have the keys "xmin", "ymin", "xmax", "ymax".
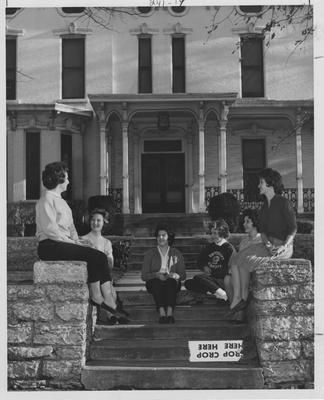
[
  {"xmin": 142, "ymin": 153, "xmax": 185, "ymax": 213},
  {"xmin": 242, "ymin": 139, "xmax": 266, "ymax": 202}
]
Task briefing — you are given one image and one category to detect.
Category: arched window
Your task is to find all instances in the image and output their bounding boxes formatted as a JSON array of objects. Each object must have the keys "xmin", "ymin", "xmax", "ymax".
[
  {"xmin": 62, "ymin": 8, "xmax": 85, "ymax": 14},
  {"xmin": 6, "ymin": 8, "xmax": 21, "ymax": 16},
  {"xmin": 238, "ymin": 6, "xmax": 263, "ymax": 14}
]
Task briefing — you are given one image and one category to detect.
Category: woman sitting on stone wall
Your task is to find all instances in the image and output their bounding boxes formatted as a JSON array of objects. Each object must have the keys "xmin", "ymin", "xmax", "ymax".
[
  {"xmin": 35, "ymin": 161, "xmax": 126, "ymax": 323},
  {"xmin": 228, "ymin": 168, "xmax": 297, "ymax": 315}
]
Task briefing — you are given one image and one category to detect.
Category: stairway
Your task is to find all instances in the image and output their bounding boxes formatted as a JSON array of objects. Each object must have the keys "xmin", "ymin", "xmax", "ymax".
[{"xmin": 81, "ymin": 270, "xmax": 264, "ymax": 390}]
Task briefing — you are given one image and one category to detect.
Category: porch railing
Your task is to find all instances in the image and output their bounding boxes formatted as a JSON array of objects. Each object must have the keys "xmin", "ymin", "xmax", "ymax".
[{"xmin": 205, "ymin": 187, "xmax": 314, "ymax": 213}]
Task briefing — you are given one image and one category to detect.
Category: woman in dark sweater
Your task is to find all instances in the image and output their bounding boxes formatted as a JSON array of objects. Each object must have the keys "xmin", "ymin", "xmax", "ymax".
[{"xmin": 141, "ymin": 224, "xmax": 186, "ymax": 324}]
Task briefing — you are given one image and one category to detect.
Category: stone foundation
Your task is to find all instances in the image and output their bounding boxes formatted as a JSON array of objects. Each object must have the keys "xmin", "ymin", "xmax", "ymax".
[
  {"xmin": 7, "ymin": 261, "xmax": 92, "ymax": 390},
  {"xmin": 249, "ymin": 258, "xmax": 314, "ymax": 389}
]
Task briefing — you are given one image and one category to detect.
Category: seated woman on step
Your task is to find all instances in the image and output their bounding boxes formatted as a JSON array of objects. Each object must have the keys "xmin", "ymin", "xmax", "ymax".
[
  {"xmin": 226, "ymin": 209, "xmax": 262, "ymax": 315},
  {"xmin": 228, "ymin": 168, "xmax": 297, "ymax": 315},
  {"xmin": 80, "ymin": 208, "xmax": 129, "ymax": 324},
  {"xmin": 36, "ymin": 161, "xmax": 126, "ymax": 324},
  {"xmin": 141, "ymin": 224, "xmax": 186, "ymax": 324},
  {"xmin": 184, "ymin": 219, "xmax": 235, "ymax": 302}
]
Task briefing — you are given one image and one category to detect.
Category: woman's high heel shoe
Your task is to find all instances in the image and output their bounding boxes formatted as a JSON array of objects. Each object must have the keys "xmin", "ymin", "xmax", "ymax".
[{"xmin": 89, "ymin": 299, "xmax": 119, "ymax": 316}]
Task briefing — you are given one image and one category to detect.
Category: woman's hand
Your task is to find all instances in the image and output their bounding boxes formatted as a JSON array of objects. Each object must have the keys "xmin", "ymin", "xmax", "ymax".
[
  {"xmin": 271, "ymin": 244, "xmax": 287, "ymax": 258},
  {"xmin": 168, "ymin": 272, "xmax": 180, "ymax": 281},
  {"xmin": 156, "ymin": 272, "xmax": 167, "ymax": 281},
  {"xmin": 203, "ymin": 266, "xmax": 212, "ymax": 275}
]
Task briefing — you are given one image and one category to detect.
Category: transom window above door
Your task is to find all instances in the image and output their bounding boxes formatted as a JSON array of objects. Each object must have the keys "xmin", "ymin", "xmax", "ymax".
[{"xmin": 144, "ymin": 140, "xmax": 182, "ymax": 152}]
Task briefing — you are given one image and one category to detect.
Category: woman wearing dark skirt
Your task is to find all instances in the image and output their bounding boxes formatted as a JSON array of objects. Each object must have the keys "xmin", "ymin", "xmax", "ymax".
[
  {"xmin": 36, "ymin": 161, "xmax": 124, "ymax": 321},
  {"xmin": 141, "ymin": 224, "xmax": 186, "ymax": 324}
]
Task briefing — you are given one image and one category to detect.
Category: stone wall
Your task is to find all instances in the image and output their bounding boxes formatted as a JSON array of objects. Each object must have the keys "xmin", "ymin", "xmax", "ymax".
[
  {"xmin": 7, "ymin": 261, "xmax": 92, "ymax": 390},
  {"xmin": 249, "ymin": 258, "xmax": 314, "ymax": 389}
]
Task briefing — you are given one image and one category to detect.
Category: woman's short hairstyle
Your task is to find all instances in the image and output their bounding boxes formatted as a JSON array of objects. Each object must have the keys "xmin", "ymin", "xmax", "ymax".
[
  {"xmin": 208, "ymin": 219, "xmax": 230, "ymax": 239},
  {"xmin": 154, "ymin": 223, "xmax": 175, "ymax": 246},
  {"xmin": 89, "ymin": 208, "xmax": 109, "ymax": 225},
  {"xmin": 42, "ymin": 161, "xmax": 68, "ymax": 190},
  {"xmin": 240, "ymin": 208, "xmax": 259, "ymax": 231},
  {"xmin": 259, "ymin": 168, "xmax": 284, "ymax": 195}
]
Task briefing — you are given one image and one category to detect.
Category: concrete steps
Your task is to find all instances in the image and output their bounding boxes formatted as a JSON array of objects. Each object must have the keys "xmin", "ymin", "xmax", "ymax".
[{"xmin": 81, "ymin": 270, "xmax": 264, "ymax": 390}]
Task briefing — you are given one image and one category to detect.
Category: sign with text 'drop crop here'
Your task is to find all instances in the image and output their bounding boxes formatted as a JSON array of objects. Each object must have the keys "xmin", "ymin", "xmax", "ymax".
[{"xmin": 188, "ymin": 340, "xmax": 243, "ymax": 362}]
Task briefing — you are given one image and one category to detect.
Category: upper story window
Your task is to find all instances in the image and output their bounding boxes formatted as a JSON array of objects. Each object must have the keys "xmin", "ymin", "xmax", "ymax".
[
  {"xmin": 169, "ymin": 7, "xmax": 188, "ymax": 17},
  {"xmin": 6, "ymin": 38, "xmax": 17, "ymax": 100},
  {"xmin": 138, "ymin": 36, "xmax": 152, "ymax": 94},
  {"xmin": 172, "ymin": 36, "xmax": 185, "ymax": 93},
  {"xmin": 62, "ymin": 37, "xmax": 85, "ymax": 99},
  {"xmin": 61, "ymin": 8, "xmax": 85, "ymax": 14},
  {"xmin": 240, "ymin": 36, "xmax": 264, "ymax": 98}
]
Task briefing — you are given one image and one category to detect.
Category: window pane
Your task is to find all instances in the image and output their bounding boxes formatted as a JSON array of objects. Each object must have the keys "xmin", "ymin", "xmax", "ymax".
[
  {"xmin": 239, "ymin": 6, "xmax": 263, "ymax": 13},
  {"xmin": 241, "ymin": 38, "xmax": 263, "ymax": 66},
  {"xmin": 144, "ymin": 140, "xmax": 182, "ymax": 152},
  {"xmin": 139, "ymin": 38, "xmax": 151, "ymax": 67},
  {"xmin": 242, "ymin": 68, "xmax": 264, "ymax": 97},
  {"xmin": 26, "ymin": 131, "xmax": 40, "ymax": 199},
  {"xmin": 138, "ymin": 37, "xmax": 152, "ymax": 93},
  {"xmin": 172, "ymin": 37, "xmax": 185, "ymax": 67},
  {"xmin": 62, "ymin": 7, "xmax": 85, "ymax": 14},
  {"xmin": 173, "ymin": 69, "xmax": 185, "ymax": 93},
  {"xmin": 62, "ymin": 39, "xmax": 84, "ymax": 67},
  {"xmin": 62, "ymin": 69, "xmax": 84, "ymax": 98}
]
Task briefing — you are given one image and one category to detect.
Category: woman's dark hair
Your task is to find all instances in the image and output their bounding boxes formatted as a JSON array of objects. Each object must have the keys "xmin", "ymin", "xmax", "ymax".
[
  {"xmin": 259, "ymin": 168, "xmax": 284, "ymax": 195},
  {"xmin": 42, "ymin": 161, "xmax": 68, "ymax": 190},
  {"xmin": 154, "ymin": 223, "xmax": 175, "ymax": 246},
  {"xmin": 240, "ymin": 208, "xmax": 259, "ymax": 231},
  {"xmin": 89, "ymin": 208, "xmax": 109, "ymax": 225},
  {"xmin": 207, "ymin": 219, "xmax": 230, "ymax": 239}
]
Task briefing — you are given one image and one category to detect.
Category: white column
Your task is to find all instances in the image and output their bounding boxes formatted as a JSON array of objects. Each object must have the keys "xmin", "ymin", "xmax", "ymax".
[
  {"xmin": 133, "ymin": 132, "xmax": 141, "ymax": 214},
  {"xmin": 13, "ymin": 128, "xmax": 25, "ymax": 201},
  {"xmin": 122, "ymin": 121, "xmax": 130, "ymax": 214},
  {"xmin": 296, "ymin": 109, "xmax": 304, "ymax": 214},
  {"xmin": 219, "ymin": 102, "xmax": 229, "ymax": 193},
  {"xmin": 72, "ymin": 133, "xmax": 83, "ymax": 199},
  {"xmin": 107, "ymin": 130, "xmax": 112, "ymax": 194},
  {"xmin": 198, "ymin": 103, "xmax": 205, "ymax": 212},
  {"xmin": 99, "ymin": 121, "xmax": 108, "ymax": 195},
  {"xmin": 186, "ymin": 128, "xmax": 194, "ymax": 213}
]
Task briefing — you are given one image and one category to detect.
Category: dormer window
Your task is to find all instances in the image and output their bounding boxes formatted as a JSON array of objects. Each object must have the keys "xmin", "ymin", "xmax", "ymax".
[{"xmin": 62, "ymin": 8, "xmax": 85, "ymax": 14}]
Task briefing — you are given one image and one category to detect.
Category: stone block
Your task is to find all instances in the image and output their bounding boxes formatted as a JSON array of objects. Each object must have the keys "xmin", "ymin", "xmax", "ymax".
[
  {"xmin": 7, "ymin": 237, "xmax": 38, "ymax": 272},
  {"xmin": 34, "ymin": 322, "xmax": 87, "ymax": 345},
  {"xmin": 8, "ymin": 323, "xmax": 33, "ymax": 344},
  {"xmin": 262, "ymin": 360, "xmax": 313, "ymax": 383},
  {"xmin": 8, "ymin": 346, "xmax": 54, "ymax": 360},
  {"xmin": 8, "ymin": 361, "xmax": 40, "ymax": 379},
  {"xmin": 42, "ymin": 360, "xmax": 82, "ymax": 380},
  {"xmin": 254, "ymin": 285, "xmax": 299, "ymax": 301},
  {"xmin": 10, "ymin": 300, "xmax": 54, "ymax": 321},
  {"xmin": 301, "ymin": 340, "xmax": 314, "ymax": 359},
  {"xmin": 46, "ymin": 284, "xmax": 89, "ymax": 302},
  {"xmin": 55, "ymin": 345, "xmax": 86, "ymax": 360},
  {"xmin": 8, "ymin": 379, "xmax": 47, "ymax": 390},
  {"xmin": 254, "ymin": 300, "xmax": 290, "ymax": 315},
  {"xmin": 7, "ymin": 285, "xmax": 45, "ymax": 301},
  {"xmin": 291, "ymin": 301, "xmax": 314, "ymax": 314},
  {"xmin": 48, "ymin": 379, "xmax": 84, "ymax": 390},
  {"xmin": 255, "ymin": 315, "xmax": 314, "ymax": 340},
  {"xmin": 34, "ymin": 261, "xmax": 88, "ymax": 284},
  {"xmin": 55, "ymin": 302, "xmax": 88, "ymax": 321},
  {"xmin": 253, "ymin": 259, "xmax": 312, "ymax": 287},
  {"xmin": 298, "ymin": 282, "xmax": 314, "ymax": 300},
  {"xmin": 257, "ymin": 340, "xmax": 301, "ymax": 361}
]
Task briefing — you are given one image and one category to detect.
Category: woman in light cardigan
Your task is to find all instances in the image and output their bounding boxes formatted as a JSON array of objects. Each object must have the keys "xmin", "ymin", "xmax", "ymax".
[{"xmin": 141, "ymin": 224, "xmax": 186, "ymax": 324}]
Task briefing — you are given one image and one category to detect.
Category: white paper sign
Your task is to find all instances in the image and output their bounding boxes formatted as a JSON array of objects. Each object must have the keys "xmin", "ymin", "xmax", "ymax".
[{"xmin": 188, "ymin": 340, "xmax": 243, "ymax": 362}]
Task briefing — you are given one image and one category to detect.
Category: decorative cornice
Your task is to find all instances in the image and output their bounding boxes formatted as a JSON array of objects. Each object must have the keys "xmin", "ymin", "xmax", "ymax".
[
  {"xmin": 53, "ymin": 22, "xmax": 93, "ymax": 36},
  {"xmin": 129, "ymin": 23, "xmax": 159, "ymax": 36},
  {"xmin": 163, "ymin": 23, "xmax": 193, "ymax": 35},
  {"xmin": 232, "ymin": 23, "xmax": 265, "ymax": 36}
]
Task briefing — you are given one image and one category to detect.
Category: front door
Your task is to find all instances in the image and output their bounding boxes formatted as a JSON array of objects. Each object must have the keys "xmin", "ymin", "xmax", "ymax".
[
  {"xmin": 142, "ymin": 153, "xmax": 185, "ymax": 213},
  {"xmin": 242, "ymin": 139, "xmax": 266, "ymax": 202}
]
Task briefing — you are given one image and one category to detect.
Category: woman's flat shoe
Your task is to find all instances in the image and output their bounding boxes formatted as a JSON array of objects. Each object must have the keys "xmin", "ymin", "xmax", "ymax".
[
  {"xmin": 167, "ymin": 316, "xmax": 175, "ymax": 324},
  {"xmin": 117, "ymin": 316, "xmax": 129, "ymax": 324},
  {"xmin": 116, "ymin": 304, "xmax": 130, "ymax": 317},
  {"xmin": 158, "ymin": 316, "xmax": 168, "ymax": 324},
  {"xmin": 228, "ymin": 299, "xmax": 247, "ymax": 315}
]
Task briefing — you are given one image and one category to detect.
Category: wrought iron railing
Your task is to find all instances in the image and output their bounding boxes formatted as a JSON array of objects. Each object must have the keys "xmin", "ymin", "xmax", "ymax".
[
  {"xmin": 108, "ymin": 188, "xmax": 123, "ymax": 214},
  {"xmin": 205, "ymin": 186, "xmax": 314, "ymax": 213}
]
